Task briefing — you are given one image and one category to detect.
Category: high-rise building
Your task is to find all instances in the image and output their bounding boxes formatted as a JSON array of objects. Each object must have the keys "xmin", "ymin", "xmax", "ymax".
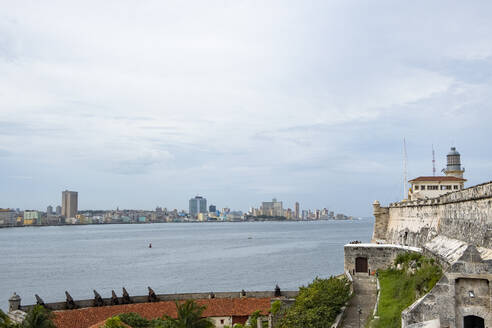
[
  {"xmin": 261, "ymin": 198, "xmax": 283, "ymax": 217},
  {"xmin": 189, "ymin": 196, "xmax": 207, "ymax": 218},
  {"xmin": 209, "ymin": 205, "xmax": 217, "ymax": 213},
  {"xmin": 62, "ymin": 190, "xmax": 78, "ymax": 218},
  {"xmin": 294, "ymin": 202, "xmax": 300, "ymax": 219},
  {"xmin": 47, "ymin": 205, "xmax": 53, "ymax": 216},
  {"xmin": 56, "ymin": 205, "xmax": 62, "ymax": 215}
]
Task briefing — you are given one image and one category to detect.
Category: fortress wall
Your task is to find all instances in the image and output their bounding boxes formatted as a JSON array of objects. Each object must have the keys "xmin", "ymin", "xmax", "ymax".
[{"xmin": 375, "ymin": 181, "xmax": 492, "ymax": 249}]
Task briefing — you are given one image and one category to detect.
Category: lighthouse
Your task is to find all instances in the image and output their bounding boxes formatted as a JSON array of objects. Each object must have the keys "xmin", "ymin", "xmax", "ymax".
[{"xmin": 443, "ymin": 147, "xmax": 465, "ymax": 178}]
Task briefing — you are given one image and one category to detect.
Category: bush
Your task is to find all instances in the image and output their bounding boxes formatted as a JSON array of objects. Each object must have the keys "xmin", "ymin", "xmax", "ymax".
[
  {"xmin": 118, "ymin": 313, "xmax": 150, "ymax": 328},
  {"xmin": 278, "ymin": 277, "xmax": 351, "ymax": 328}
]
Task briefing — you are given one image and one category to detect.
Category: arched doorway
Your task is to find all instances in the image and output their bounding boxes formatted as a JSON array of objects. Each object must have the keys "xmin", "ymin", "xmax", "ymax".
[
  {"xmin": 464, "ymin": 315, "xmax": 484, "ymax": 328},
  {"xmin": 355, "ymin": 257, "xmax": 368, "ymax": 273}
]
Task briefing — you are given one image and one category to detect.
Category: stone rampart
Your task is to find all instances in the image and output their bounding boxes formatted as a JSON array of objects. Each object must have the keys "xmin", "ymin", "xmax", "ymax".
[
  {"xmin": 372, "ymin": 181, "xmax": 492, "ymax": 250},
  {"xmin": 17, "ymin": 290, "xmax": 299, "ymax": 312}
]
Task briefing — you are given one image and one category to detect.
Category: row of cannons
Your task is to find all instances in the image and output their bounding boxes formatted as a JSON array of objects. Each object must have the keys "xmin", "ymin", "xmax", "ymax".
[{"xmin": 33, "ymin": 285, "xmax": 284, "ymax": 310}]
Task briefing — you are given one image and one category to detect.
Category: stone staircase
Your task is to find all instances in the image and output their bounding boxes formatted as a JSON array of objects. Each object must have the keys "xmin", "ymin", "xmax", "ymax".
[{"xmin": 339, "ymin": 274, "xmax": 377, "ymax": 328}]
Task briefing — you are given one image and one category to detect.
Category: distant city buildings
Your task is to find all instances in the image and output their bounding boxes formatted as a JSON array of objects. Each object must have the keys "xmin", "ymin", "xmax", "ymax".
[
  {"xmin": 23, "ymin": 210, "xmax": 41, "ymax": 225},
  {"xmin": 0, "ymin": 209, "xmax": 17, "ymax": 227},
  {"xmin": 1, "ymin": 191, "xmax": 354, "ymax": 227},
  {"xmin": 189, "ymin": 195, "xmax": 207, "ymax": 218},
  {"xmin": 261, "ymin": 198, "xmax": 283, "ymax": 217},
  {"xmin": 62, "ymin": 190, "xmax": 78, "ymax": 218}
]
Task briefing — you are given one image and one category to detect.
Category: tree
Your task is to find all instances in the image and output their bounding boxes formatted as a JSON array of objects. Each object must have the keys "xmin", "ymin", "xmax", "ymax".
[
  {"xmin": 21, "ymin": 305, "xmax": 56, "ymax": 328},
  {"xmin": 163, "ymin": 300, "xmax": 214, "ymax": 328}
]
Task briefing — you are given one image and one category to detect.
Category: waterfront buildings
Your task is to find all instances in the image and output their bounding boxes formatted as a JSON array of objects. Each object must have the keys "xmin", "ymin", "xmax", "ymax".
[
  {"xmin": 62, "ymin": 190, "xmax": 78, "ymax": 218},
  {"xmin": 0, "ymin": 208, "xmax": 17, "ymax": 227},
  {"xmin": 294, "ymin": 202, "xmax": 300, "ymax": 219},
  {"xmin": 209, "ymin": 204, "xmax": 217, "ymax": 213},
  {"xmin": 23, "ymin": 210, "xmax": 41, "ymax": 225},
  {"xmin": 189, "ymin": 195, "xmax": 207, "ymax": 218}
]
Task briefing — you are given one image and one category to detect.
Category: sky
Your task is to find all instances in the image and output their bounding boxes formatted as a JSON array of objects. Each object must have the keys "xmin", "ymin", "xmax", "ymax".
[{"xmin": 1, "ymin": 1, "xmax": 491, "ymax": 216}]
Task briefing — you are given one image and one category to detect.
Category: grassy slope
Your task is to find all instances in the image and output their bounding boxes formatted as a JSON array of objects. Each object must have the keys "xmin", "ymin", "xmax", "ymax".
[{"xmin": 371, "ymin": 253, "xmax": 442, "ymax": 328}]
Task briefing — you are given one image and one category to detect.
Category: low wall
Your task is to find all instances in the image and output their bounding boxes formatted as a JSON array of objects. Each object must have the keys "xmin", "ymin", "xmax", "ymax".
[
  {"xmin": 19, "ymin": 290, "xmax": 299, "ymax": 312},
  {"xmin": 344, "ymin": 243, "xmax": 421, "ymax": 274}
]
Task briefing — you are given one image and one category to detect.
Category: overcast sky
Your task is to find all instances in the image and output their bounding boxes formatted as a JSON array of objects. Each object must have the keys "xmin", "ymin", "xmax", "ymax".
[{"xmin": 1, "ymin": 1, "xmax": 491, "ymax": 216}]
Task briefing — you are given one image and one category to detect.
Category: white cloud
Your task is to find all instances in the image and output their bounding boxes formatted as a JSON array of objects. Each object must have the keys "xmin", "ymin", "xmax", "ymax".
[{"xmin": 0, "ymin": 0, "xmax": 491, "ymax": 214}]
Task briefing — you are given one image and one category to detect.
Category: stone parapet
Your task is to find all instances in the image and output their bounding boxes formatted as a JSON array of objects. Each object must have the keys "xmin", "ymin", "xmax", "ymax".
[{"xmin": 18, "ymin": 290, "xmax": 299, "ymax": 312}]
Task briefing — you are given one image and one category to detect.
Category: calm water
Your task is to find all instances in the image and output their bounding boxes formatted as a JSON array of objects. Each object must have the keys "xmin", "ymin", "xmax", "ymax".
[{"xmin": 0, "ymin": 220, "xmax": 373, "ymax": 310}]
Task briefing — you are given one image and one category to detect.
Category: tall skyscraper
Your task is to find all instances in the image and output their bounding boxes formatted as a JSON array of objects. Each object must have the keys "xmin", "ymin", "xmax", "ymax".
[
  {"xmin": 47, "ymin": 205, "xmax": 53, "ymax": 216},
  {"xmin": 56, "ymin": 205, "xmax": 62, "ymax": 215},
  {"xmin": 209, "ymin": 204, "xmax": 217, "ymax": 213},
  {"xmin": 295, "ymin": 202, "xmax": 300, "ymax": 219},
  {"xmin": 189, "ymin": 196, "xmax": 207, "ymax": 218},
  {"xmin": 62, "ymin": 190, "xmax": 78, "ymax": 218}
]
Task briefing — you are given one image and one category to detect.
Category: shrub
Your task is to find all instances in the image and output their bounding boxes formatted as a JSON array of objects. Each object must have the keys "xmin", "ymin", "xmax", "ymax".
[{"xmin": 278, "ymin": 277, "xmax": 351, "ymax": 328}]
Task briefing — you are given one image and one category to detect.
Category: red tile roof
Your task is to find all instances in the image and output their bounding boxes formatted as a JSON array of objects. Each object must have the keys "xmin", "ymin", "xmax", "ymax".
[
  {"xmin": 53, "ymin": 298, "xmax": 271, "ymax": 328},
  {"xmin": 409, "ymin": 176, "xmax": 466, "ymax": 182}
]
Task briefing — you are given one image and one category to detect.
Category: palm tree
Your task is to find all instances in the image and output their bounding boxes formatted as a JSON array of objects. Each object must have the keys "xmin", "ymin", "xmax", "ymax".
[
  {"xmin": 1, "ymin": 310, "xmax": 13, "ymax": 328},
  {"xmin": 163, "ymin": 300, "xmax": 214, "ymax": 328},
  {"xmin": 21, "ymin": 305, "xmax": 55, "ymax": 328}
]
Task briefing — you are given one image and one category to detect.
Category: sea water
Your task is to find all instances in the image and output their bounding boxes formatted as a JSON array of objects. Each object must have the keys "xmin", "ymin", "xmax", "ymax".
[{"xmin": 0, "ymin": 219, "xmax": 373, "ymax": 310}]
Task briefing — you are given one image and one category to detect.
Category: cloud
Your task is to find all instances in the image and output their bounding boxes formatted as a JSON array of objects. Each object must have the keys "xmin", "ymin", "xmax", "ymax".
[{"xmin": 0, "ymin": 1, "xmax": 491, "ymax": 215}]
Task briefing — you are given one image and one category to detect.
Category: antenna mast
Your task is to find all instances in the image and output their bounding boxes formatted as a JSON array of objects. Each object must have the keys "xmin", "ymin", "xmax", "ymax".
[
  {"xmin": 432, "ymin": 145, "xmax": 436, "ymax": 176},
  {"xmin": 403, "ymin": 137, "xmax": 407, "ymax": 200}
]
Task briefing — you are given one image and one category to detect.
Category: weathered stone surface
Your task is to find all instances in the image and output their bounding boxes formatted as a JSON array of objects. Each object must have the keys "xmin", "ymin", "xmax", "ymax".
[
  {"xmin": 344, "ymin": 243, "xmax": 421, "ymax": 274},
  {"xmin": 373, "ymin": 181, "xmax": 492, "ymax": 249}
]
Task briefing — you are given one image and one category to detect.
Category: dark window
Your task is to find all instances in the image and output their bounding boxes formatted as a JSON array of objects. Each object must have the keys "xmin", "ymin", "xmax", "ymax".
[
  {"xmin": 454, "ymin": 185, "xmax": 459, "ymax": 190},
  {"xmin": 415, "ymin": 185, "xmax": 419, "ymax": 190},
  {"xmin": 421, "ymin": 185, "xmax": 426, "ymax": 190}
]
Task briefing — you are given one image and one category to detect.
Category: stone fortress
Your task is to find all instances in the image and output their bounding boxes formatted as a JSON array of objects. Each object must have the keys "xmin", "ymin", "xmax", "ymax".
[{"xmin": 344, "ymin": 147, "xmax": 492, "ymax": 328}]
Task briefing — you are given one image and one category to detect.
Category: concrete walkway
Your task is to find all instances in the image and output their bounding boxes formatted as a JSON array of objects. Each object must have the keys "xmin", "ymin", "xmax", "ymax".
[{"xmin": 340, "ymin": 274, "xmax": 377, "ymax": 328}]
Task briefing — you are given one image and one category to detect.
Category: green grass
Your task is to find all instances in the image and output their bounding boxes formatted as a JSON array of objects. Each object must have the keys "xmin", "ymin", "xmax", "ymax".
[{"xmin": 370, "ymin": 254, "xmax": 442, "ymax": 328}]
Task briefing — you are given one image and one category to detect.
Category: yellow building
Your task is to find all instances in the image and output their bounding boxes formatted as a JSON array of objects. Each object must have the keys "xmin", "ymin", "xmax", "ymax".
[{"xmin": 23, "ymin": 210, "xmax": 41, "ymax": 225}]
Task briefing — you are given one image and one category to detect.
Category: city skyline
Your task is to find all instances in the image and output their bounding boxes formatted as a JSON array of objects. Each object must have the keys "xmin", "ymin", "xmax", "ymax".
[{"xmin": 1, "ymin": 1, "xmax": 492, "ymax": 217}]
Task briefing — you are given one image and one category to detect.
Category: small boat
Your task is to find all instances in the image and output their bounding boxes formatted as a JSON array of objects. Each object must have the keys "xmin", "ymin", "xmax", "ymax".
[{"xmin": 149, "ymin": 243, "xmax": 152, "ymax": 248}]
